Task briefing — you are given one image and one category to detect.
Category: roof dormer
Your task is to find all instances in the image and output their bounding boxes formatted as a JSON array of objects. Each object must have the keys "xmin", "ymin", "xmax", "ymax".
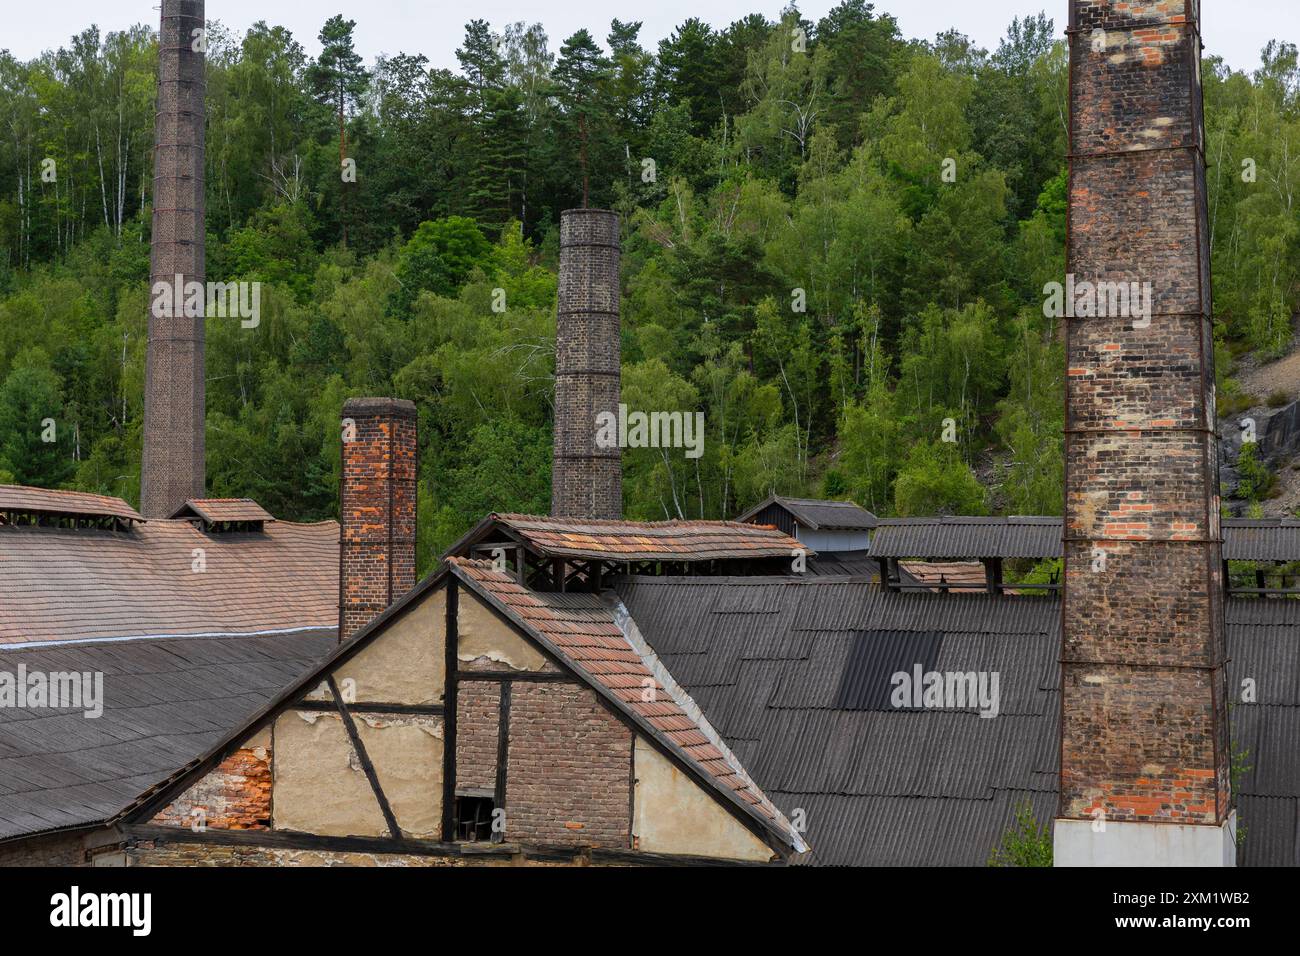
[{"xmin": 170, "ymin": 498, "xmax": 274, "ymax": 533}]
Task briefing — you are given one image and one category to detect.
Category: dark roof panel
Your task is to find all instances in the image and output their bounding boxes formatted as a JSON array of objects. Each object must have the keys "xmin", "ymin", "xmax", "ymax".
[
  {"xmin": 615, "ymin": 576, "xmax": 1297, "ymax": 866},
  {"xmin": 736, "ymin": 496, "xmax": 878, "ymax": 531},
  {"xmin": 871, "ymin": 516, "xmax": 1062, "ymax": 560},
  {"xmin": 872, "ymin": 515, "xmax": 1300, "ymax": 562},
  {"xmin": 0, "ymin": 631, "xmax": 335, "ymax": 841}
]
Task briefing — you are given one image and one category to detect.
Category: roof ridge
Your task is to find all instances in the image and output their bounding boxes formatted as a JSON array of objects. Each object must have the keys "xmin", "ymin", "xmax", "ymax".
[{"xmin": 605, "ymin": 592, "xmax": 808, "ymax": 854}]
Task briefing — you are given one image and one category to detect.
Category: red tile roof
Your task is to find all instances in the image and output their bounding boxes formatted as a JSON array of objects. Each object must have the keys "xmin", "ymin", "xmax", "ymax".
[
  {"xmin": 0, "ymin": 485, "xmax": 142, "ymax": 523},
  {"xmin": 172, "ymin": 498, "xmax": 275, "ymax": 524},
  {"xmin": 900, "ymin": 561, "xmax": 995, "ymax": 594},
  {"xmin": 450, "ymin": 557, "xmax": 802, "ymax": 853},
  {"xmin": 486, "ymin": 513, "xmax": 808, "ymax": 562},
  {"xmin": 0, "ymin": 518, "xmax": 338, "ymax": 645}
]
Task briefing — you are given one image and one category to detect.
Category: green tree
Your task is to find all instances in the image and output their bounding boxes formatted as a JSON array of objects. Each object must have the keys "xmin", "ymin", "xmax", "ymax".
[
  {"xmin": 0, "ymin": 350, "xmax": 73, "ymax": 487},
  {"xmin": 988, "ymin": 801, "xmax": 1053, "ymax": 867}
]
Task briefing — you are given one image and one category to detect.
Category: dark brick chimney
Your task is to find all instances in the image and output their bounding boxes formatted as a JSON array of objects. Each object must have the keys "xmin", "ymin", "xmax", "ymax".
[
  {"xmin": 1057, "ymin": 0, "xmax": 1233, "ymax": 865},
  {"xmin": 141, "ymin": 0, "xmax": 206, "ymax": 518},
  {"xmin": 552, "ymin": 208, "xmax": 622, "ymax": 519},
  {"xmin": 339, "ymin": 398, "xmax": 418, "ymax": 642}
]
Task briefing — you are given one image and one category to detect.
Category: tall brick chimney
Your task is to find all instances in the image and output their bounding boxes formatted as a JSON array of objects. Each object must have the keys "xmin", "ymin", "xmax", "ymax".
[
  {"xmin": 552, "ymin": 208, "xmax": 622, "ymax": 519},
  {"xmin": 1057, "ymin": 0, "xmax": 1233, "ymax": 865},
  {"xmin": 339, "ymin": 398, "xmax": 418, "ymax": 642},
  {"xmin": 141, "ymin": 0, "xmax": 206, "ymax": 518}
]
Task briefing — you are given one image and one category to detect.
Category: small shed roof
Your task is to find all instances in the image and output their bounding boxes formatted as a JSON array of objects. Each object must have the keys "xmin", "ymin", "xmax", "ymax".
[
  {"xmin": 736, "ymin": 496, "xmax": 878, "ymax": 531},
  {"xmin": 453, "ymin": 513, "xmax": 808, "ymax": 563},
  {"xmin": 171, "ymin": 498, "xmax": 275, "ymax": 524}
]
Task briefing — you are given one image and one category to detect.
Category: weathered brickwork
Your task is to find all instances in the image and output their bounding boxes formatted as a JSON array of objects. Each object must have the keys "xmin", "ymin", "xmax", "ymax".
[
  {"xmin": 125, "ymin": 837, "xmax": 652, "ymax": 866},
  {"xmin": 128, "ymin": 840, "xmax": 482, "ymax": 867},
  {"xmin": 0, "ymin": 831, "xmax": 90, "ymax": 866},
  {"xmin": 552, "ymin": 208, "xmax": 622, "ymax": 519},
  {"xmin": 340, "ymin": 398, "xmax": 418, "ymax": 640},
  {"xmin": 151, "ymin": 746, "xmax": 272, "ymax": 830},
  {"xmin": 1061, "ymin": 0, "xmax": 1230, "ymax": 825},
  {"xmin": 503, "ymin": 681, "xmax": 632, "ymax": 847},
  {"xmin": 140, "ymin": 0, "xmax": 206, "ymax": 518},
  {"xmin": 455, "ymin": 679, "xmax": 501, "ymax": 793}
]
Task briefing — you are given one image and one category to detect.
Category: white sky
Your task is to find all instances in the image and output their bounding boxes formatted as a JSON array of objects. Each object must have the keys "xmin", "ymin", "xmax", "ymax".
[{"xmin": 3, "ymin": 1, "xmax": 1295, "ymax": 74}]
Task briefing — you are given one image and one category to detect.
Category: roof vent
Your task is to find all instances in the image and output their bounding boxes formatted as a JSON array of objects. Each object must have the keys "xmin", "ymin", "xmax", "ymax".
[
  {"xmin": 170, "ymin": 498, "xmax": 274, "ymax": 533},
  {"xmin": 0, "ymin": 485, "xmax": 142, "ymax": 531}
]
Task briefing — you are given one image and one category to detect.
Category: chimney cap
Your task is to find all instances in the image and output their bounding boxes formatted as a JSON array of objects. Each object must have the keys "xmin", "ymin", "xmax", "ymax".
[{"xmin": 342, "ymin": 397, "xmax": 417, "ymax": 419}]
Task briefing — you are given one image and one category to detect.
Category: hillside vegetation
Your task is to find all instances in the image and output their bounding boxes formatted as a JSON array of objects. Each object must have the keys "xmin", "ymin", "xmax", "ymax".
[{"xmin": 1, "ymin": 5, "xmax": 1298, "ymax": 569}]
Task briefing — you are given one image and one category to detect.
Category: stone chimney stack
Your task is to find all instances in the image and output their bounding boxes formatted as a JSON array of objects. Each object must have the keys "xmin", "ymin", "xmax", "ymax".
[
  {"xmin": 140, "ymin": 0, "xmax": 206, "ymax": 518},
  {"xmin": 552, "ymin": 208, "xmax": 622, "ymax": 519},
  {"xmin": 339, "ymin": 398, "xmax": 418, "ymax": 642},
  {"xmin": 1057, "ymin": 0, "xmax": 1233, "ymax": 865}
]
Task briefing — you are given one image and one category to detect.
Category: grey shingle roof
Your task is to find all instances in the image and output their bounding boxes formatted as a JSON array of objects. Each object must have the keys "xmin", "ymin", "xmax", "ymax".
[
  {"xmin": 872, "ymin": 516, "xmax": 1300, "ymax": 563},
  {"xmin": 871, "ymin": 517, "xmax": 1062, "ymax": 560},
  {"xmin": 0, "ymin": 631, "xmax": 335, "ymax": 842},
  {"xmin": 736, "ymin": 496, "xmax": 879, "ymax": 531},
  {"xmin": 615, "ymin": 576, "xmax": 1299, "ymax": 866}
]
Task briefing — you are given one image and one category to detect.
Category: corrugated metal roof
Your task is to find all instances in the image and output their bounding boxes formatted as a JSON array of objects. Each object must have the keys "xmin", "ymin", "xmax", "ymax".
[
  {"xmin": 873, "ymin": 515, "xmax": 1300, "ymax": 562},
  {"xmin": 872, "ymin": 516, "xmax": 1062, "ymax": 559},
  {"xmin": 616, "ymin": 577, "xmax": 1299, "ymax": 866},
  {"xmin": 736, "ymin": 496, "xmax": 878, "ymax": 531},
  {"xmin": 807, "ymin": 552, "xmax": 878, "ymax": 577},
  {"xmin": 0, "ymin": 631, "xmax": 334, "ymax": 841},
  {"xmin": 1223, "ymin": 519, "xmax": 1300, "ymax": 561}
]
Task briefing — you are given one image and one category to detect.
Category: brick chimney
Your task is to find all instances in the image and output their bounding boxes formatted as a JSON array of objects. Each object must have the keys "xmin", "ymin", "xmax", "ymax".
[
  {"xmin": 552, "ymin": 208, "xmax": 621, "ymax": 519},
  {"xmin": 1057, "ymin": 0, "xmax": 1233, "ymax": 865},
  {"xmin": 339, "ymin": 398, "xmax": 418, "ymax": 642},
  {"xmin": 141, "ymin": 0, "xmax": 206, "ymax": 518}
]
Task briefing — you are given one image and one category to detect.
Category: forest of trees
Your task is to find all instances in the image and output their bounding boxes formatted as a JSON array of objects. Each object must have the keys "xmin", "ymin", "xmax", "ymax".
[{"xmin": 1, "ymin": 3, "xmax": 1298, "ymax": 571}]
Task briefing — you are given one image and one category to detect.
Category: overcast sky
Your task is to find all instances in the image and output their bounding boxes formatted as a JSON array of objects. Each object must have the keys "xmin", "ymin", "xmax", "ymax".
[{"xmin": 4, "ymin": 1, "xmax": 1296, "ymax": 74}]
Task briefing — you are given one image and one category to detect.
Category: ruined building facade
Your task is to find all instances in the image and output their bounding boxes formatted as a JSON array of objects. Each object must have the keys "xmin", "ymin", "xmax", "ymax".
[
  {"xmin": 140, "ymin": 0, "xmax": 207, "ymax": 518},
  {"xmin": 551, "ymin": 208, "xmax": 622, "ymax": 519},
  {"xmin": 1057, "ymin": 0, "xmax": 1234, "ymax": 865}
]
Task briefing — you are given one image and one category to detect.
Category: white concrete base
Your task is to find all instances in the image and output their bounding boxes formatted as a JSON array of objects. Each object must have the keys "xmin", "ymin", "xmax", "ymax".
[{"xmin": 1054, "ymin": 813, "xmax": 1236, "ymax": 867}]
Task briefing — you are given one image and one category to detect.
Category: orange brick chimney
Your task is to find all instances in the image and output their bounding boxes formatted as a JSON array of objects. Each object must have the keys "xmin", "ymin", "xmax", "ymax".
[
  {"xmin": 1056, "ymin": 0, "xmax": 1233, "ymax": 866},
  {"xmin": 339, "ymin": 398, "xmax": 417, "ymax": 641}
]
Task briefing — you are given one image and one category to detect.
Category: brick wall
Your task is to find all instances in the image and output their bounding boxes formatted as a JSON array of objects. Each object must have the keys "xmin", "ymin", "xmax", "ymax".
[
  {"xmin": 340, "ymin": 397, "xmax": 418, "ymax": 641},
  {"xmin": 151, "ymin": 746, "xmax": 272, "ymax": 830},
  {"xmin": 455, "ymin": 679, "xmax": 501, "ymax": 793},
  {"xmin": 502, "ymin": 681, "xmax": 631, "ymax": 847},
  {"xmin": 0, "ymin": 830, "xmax": 89, "ymax": 866},
  {"xmin": 1061, "ymin": 0, "xmax": 1230, "ymax": 825},
  {"xmin": 140, "ymin": 0, "xmax": 206, "ymax": 518},
  {"xmin": 552, "ymin": 208, "xmax": 622, "ymax": 519}
]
